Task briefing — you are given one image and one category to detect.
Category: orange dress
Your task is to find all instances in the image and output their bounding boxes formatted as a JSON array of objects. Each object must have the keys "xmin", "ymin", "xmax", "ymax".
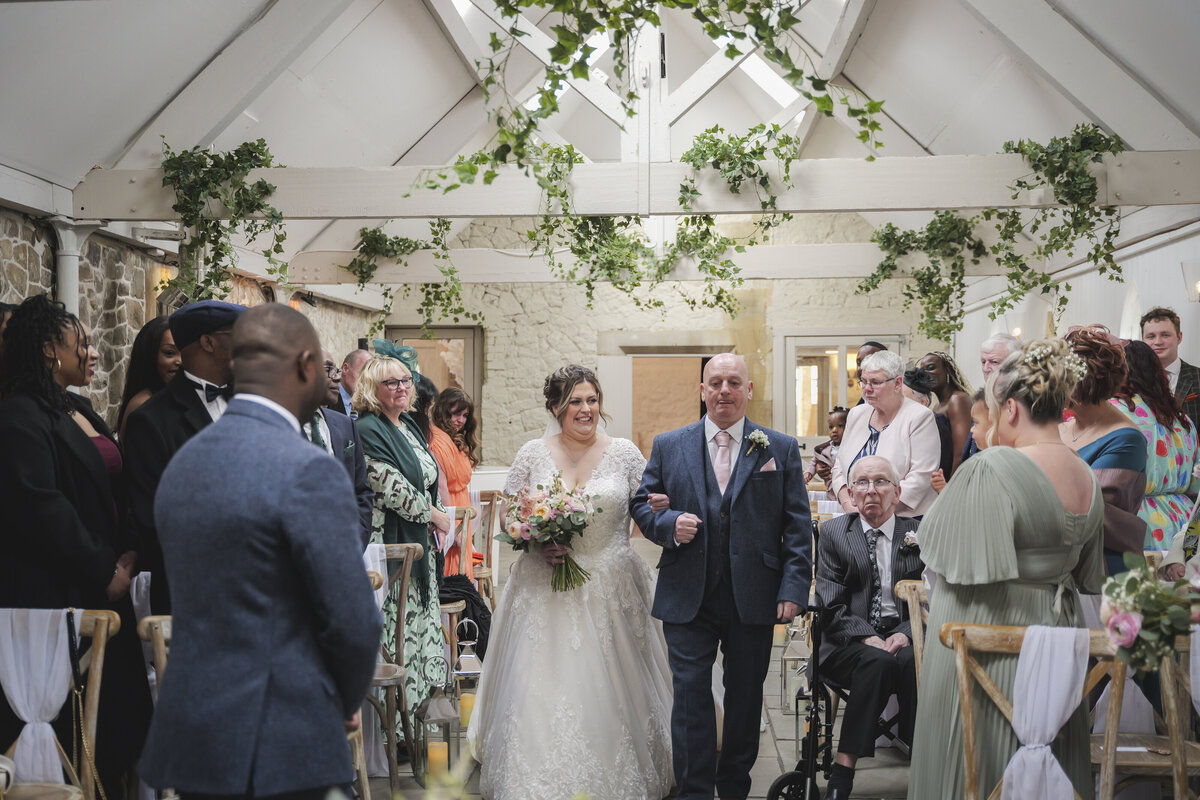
[{"xmin": 429, "ymin": 425, "xmax": 482, "ymax": 577}]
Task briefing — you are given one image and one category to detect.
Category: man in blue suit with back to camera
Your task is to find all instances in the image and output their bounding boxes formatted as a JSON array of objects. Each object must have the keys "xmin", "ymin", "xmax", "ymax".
[
  {"xmin": 632, "ymin": 353, "xmax": 811, "ymax": 800},
  {"xmin": 140, "ymin": 304, "xmax": 382, "ymax": 800}
]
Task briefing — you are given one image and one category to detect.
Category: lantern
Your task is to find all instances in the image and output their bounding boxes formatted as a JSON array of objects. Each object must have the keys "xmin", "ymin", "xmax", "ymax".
[
  {"xmin": 453, "ymin": 618, "xmax": 482, "ymax": 693},
  {"xmin": 779, "ymin": 622, "xmax": 811, "ymax": 714},
  {"xmin": 412, "ymin": 657, "xmax": 460, "ymax": 787}
]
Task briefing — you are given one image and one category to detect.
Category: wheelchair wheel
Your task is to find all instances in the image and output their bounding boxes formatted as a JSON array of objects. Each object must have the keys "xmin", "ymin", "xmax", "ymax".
[{"xmin": 766, "ymin": 770, "xmax": 819, "ymax": 800}]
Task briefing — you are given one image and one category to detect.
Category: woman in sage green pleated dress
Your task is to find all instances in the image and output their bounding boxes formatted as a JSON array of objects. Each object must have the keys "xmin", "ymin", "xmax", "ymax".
[{"xmin": 907, "ymin": 338, "xmax": 1104, "ymax": 799}]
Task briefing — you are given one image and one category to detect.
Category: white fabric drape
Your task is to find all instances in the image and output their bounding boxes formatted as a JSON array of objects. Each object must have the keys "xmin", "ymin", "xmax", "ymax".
[
  {"xmin": 0, "ymin": 609, "xmax": 82, "ymax": 784},
  {"xmin": 1000, "ymin": 625, "xmax": 1089, "ymax": 800},
  {"xmin": 363, "ymin": 543, "xmax": 388, "ymax": 610}
]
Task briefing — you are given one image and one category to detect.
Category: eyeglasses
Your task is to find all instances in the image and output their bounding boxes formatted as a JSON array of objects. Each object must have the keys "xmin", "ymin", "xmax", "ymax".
[
  {"xmin": 324, "ymin": 364, "xmax": 342, "ymax": 379},
  {"xmin": 861, "ymin": 379, "xmax": 895, "ymax": 389},
  {"xmin": 381, "ymin": 377, "xmax": 413, "ymax": 391},
  {"xmin": 851, "ymin": 478, "xmax": 895, "ymax": 491}
]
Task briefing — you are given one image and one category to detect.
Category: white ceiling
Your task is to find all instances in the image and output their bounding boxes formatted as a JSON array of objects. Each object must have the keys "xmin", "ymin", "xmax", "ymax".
[{"xmin": 1, "ymin": 0, "xmax": 1197, "ymax": 266}]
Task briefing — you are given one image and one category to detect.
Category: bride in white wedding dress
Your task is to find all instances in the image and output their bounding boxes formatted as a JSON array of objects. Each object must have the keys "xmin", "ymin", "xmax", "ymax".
[{"xmin": 467, "ymin": 365, "xmax": 674, "ymax": 800}]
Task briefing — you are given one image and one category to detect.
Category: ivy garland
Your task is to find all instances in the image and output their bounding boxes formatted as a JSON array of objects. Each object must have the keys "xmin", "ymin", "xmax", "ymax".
[
  {"xmin": 160, "ymin": 138, "xmax": 288, "ymax": 300},
  {"xmin": 861, "ymin": 124, "xmax": 1126, "ymax": 341},
  {"xmin": 340, "ymin": 220, "xmax": 482, "ymax": 336}
]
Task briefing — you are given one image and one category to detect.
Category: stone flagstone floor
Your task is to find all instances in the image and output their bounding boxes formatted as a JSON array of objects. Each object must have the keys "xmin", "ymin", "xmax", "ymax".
[{"xmin": 369, "ymin": 537, "xmax": 910, "ymax": 800}]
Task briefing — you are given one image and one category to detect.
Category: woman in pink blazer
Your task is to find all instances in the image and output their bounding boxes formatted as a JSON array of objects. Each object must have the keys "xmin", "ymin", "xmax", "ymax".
[{"xmin": 831, "ymin": 350, "xmax": 942, "ymax": 517}]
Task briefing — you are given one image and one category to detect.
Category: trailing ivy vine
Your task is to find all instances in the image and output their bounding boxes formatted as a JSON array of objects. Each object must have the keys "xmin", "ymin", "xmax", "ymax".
[
  {"xmin": 160, "ymin": 138, "xmax": 288, "ymax": 300},
  {"xmin": 340, "ymin": 220, "xmax": 482, "ymax": 336},
  {"xmin": 860, "ymin": 124, "xmax": 1126, "ymax": 340}
]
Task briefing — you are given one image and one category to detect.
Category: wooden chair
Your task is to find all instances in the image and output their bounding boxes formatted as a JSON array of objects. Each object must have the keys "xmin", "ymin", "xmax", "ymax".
[
  {"xmin": 452, "ymin": 506, "xmax": 478, "ymax": 578},
  {"xmin": 365, "ymin": 542, "xmax": 423, "ymax": 794},
  {"xmin": 1, "ymin": 609, "xmax": 120, "ymax": 800},
  {"xmin": 939, "ymin": 622, "xmax": 1200, "ymax": 800},
  {"xmin": 893, "ymin": 580, "xmax": 929, "ymax": 691},
  {"xmin": 473, "ymin": 490, "xmax": 502, "ymax": 609},
  {"xmin": 136, "ymin": 615, "xmax": 172, "ymax": 684}
]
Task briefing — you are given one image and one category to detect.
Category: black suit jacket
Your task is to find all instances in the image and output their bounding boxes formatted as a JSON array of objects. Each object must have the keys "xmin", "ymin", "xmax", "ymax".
[
  {"xmin": 123, "ymin": 371, "xmax": 214, "ymax": 613},
  {"xmin": 319, "ymin": 407, "xmax": 374, "ymax": 548},
  {"xmin": 814, "ymin": 513, "xmax": 925, "ymax": 663},
  {"xmin": 0, "ymin": 391, "xmax": 125, "ymax": 607},
  {"xmin": 1177, "ymin": 359, "xmax": 1200, "ymax": 432}
]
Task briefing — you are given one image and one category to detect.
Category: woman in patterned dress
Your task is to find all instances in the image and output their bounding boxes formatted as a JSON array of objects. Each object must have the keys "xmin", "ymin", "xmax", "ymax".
[
  {"xmin": 1110, "ymin": 340, "xmax": 1199, "ymax": 556},
  {"xmin": 353, "ymin": 346, "xmax": 452, "ymax": 731}
]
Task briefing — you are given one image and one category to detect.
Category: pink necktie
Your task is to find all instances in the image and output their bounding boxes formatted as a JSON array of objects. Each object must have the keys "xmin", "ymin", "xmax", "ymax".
[{"xmin": 714, "ymin": 430, "xmax": 732, "ymax": 495}]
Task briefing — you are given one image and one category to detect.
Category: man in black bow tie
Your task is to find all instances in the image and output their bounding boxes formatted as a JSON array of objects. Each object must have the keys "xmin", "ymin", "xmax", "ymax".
[{"xmin": 125, "ymin": 299, "xmax": 246, "ymax": 613}]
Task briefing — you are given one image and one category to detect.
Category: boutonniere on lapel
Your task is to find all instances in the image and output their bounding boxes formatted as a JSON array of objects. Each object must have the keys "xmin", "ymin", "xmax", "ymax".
[
  {"xmin": 746, "ymin": 430, "xmax": 770, "ymax": 456},
  {"xmin": 899, "ymin": 530, "xmax": 919, "ymax": 555},
  {"xmin": 343, "ymin": 440, "xmax": 355, "ymax": 458}
]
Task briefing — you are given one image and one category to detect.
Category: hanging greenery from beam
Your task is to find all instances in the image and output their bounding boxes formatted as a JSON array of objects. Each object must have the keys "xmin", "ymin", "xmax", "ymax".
[
  {"xmin": 159, "ymin": 138, "xmax": 289, "ymax": 300},
  {"xmin": 860, "ymin": 124, "xmax": 1125, "ymax": 341}
]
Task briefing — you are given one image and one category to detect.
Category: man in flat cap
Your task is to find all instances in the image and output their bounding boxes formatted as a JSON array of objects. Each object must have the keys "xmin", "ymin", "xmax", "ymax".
[{"xmin": 125, "ymin": 299, "xmax": 246, "ymax": 614}]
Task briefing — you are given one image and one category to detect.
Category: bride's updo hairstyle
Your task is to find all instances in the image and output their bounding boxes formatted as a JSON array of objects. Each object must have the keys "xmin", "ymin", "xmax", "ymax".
[
  {"xmin": 987, "ymin": 338, "xmax": 1088, "ymax": 428},
  {"xmin": 543, "ymin": 364, "xmax": 612, "ymax": 427}
]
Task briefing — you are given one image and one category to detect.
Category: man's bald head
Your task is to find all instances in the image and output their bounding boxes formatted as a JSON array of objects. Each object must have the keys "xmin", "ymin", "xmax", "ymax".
[{"xmin": 232, "ymin": 304, "xmax": 325, "ymax": 419}]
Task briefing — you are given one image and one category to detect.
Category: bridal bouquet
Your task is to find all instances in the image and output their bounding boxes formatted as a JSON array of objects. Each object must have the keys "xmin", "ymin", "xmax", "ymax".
[
  {"xmin": 1100, "ymin": 552, "xmax": 1192, "ymax": 672},
  {"xmin": 499, "ymin": 472, "xmax": 600, "ymax": 591}
]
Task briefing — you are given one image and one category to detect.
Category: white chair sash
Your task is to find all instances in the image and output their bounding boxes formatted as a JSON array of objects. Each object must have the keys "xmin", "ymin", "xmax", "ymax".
[
  {"xmin": 0, "ymin": 609, "xmax": 82, "ymax": 784},
  {"xmin": 363, "ymin": 543, "xmax": 388, "ymax": 610},
  {"xmin": 1000, "ymin": 625, "xmax": 1089, "ymax": 800}
]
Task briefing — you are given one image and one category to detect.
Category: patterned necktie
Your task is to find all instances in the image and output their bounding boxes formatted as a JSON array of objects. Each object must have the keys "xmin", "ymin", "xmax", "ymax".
[
  {"xmin": 309, "ymin": 410, "xmax": 327, "ymax": 451},
  {"xmin": 714, "ymin": 430, "xmax": 732, "ymax": 495},
  {"xmin": 865, "ymin": 527, "xmax": 882, "ymax": 628}
]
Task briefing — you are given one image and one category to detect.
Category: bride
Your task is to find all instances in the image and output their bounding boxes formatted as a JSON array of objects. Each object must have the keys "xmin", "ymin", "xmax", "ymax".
[{"xmin": 467, "ymin": 364, "xmax": 674, "ymax": 800}]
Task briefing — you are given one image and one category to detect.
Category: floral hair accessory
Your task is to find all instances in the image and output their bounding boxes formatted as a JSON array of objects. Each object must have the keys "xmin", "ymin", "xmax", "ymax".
[
  {"xmin": 1022, "ymin": 344, "xmax": 1088, "ymax": 381},
  {"xmin": 746, "ymin": 429, "xmax": 770, "ymax": 455},
  {"xmin": 373, "ymin": 339, "xmax": 422, "ymax": 383}
]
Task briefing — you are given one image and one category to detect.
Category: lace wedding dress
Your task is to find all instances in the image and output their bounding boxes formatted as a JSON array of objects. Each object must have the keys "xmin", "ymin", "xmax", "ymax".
[{"xmin": 467, "ymin": 437, "xmax": 674, "ymax": 800}]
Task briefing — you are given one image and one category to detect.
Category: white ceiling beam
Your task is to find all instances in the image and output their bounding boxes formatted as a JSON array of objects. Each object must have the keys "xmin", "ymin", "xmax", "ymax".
[
  {"xmin": 0, "ymin": 164, "xmax": 73, "ymax": 217},
  {"xmin": 74, "ymin": 151, "xmax": 1200, "ymax": 221},
  {"xmin": 664, "ymin": 44, "xmax": 760, "ymax": 125},
  {"xmin": 818, "ymin": 0, "xmax": 877, "ymax": 79},
  {"xmin": 960, "ymin": 0, "xmax": 1200, "ymax": 149},
  {"xmin": 468, "ymin": 0, "xmax": 627, "ymax": 126},
  {"xmin": 422, "ymin": 0, "xmax": 489, "ymax": 81},
  {"xmin": 111, "ymin": 0, "xmax": 360, "ymax": 169},
  {"xmin": 288, "ymin": 241, "xmax": 1005, "ymax": 285}
]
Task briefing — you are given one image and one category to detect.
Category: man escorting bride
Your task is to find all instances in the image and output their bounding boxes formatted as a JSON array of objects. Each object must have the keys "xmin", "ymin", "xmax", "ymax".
[{"xmin": 469, "ymin": 355, "xmax": 810, "ymax": 800}]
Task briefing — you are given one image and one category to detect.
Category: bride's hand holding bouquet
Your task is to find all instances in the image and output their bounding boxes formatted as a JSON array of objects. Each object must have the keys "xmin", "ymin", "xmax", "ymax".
[{"xmin": 499, "ymin": 471, "xmax": 600, "ymax": 591}]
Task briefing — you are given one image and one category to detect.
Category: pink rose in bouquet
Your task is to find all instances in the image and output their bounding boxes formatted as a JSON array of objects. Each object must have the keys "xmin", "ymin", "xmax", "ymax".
[{"xmin": 1106, "ymin": 611, "xmax": 1142, "ymax": 648}]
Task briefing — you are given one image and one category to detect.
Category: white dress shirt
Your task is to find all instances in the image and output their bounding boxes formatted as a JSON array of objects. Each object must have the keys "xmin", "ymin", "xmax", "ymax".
[
  {"xmin": 1164, "ymin": 358, "xmax": 1181, "ymax": 393},
  {"xmin": 235, "ymin": 393, "xmax": 301, "ymax": 433},
  {"xmin": 301, "ymin": 411, "xmax": 334, "ymax": 455},
  {"xmin": 184, "ymin": 370, "xmax": 230, "ymax": 421},
  {"xmin": 863, "ymin": 515, "xmax": 898, "ymax": 619},
  {"xmin": 704, "ymin": 415, "xmax": 745, "ymax": 474}
]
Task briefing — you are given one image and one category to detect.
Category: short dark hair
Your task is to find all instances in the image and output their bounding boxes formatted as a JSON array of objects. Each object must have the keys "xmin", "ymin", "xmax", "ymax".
[
  {"xmin": 1139, "ymin": 307, "xmax": 1181, "ymax": 336},
  {"xmin": 861, "ymin": 341, "xmax": 888, "ymax": 351}
]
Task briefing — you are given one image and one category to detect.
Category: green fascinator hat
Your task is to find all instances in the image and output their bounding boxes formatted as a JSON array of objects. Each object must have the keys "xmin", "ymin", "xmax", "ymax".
[{"xmin": 373, "ymin": 339, "xmax": 422, "ymax": 383}]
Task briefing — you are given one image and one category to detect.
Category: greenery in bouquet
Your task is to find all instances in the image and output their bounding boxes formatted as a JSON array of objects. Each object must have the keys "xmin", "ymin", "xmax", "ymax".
[
  {"xmin": 499, "ymin": 472, "xmax": 601, "ymax": 592},
  {"xmin": 1100, "ymin": 552, "xmax": 1192, "ymax": 672}
]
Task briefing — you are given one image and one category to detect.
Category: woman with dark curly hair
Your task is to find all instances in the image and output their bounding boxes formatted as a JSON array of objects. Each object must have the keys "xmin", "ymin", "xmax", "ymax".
[
  {"xmin": 1109, "ymin": 339, "xmax": 1199, "ymax": 554},
  {"xmin": 430, "ymin": 387, "xmax": 482, "ymax": 577},
  {"xmin": 0, "ymin": 294, "xmax": 152, "ymax": 798},
  {"xmin": 1061, "ymin": 325, "xmax": 1147, "ymax": 575},
  {"xmin": 116, "ymin": 315, "xmax": 180, "ymax": 441}
]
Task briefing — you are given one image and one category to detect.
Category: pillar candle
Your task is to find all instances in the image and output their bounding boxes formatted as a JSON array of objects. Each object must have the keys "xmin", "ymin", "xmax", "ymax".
[
  {"xmin": 428, "ymin": 741, "xmax": 449, "ymax": 778},
  {"xmin": 459, "ymin": 693, "xmax": 476, "ymax": 727}
]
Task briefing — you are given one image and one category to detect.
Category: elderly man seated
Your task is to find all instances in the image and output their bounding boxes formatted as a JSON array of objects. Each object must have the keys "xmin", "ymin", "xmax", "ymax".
[{"xmin": 815, "ymin": 455, "xmax": 924, "ymax": 800}]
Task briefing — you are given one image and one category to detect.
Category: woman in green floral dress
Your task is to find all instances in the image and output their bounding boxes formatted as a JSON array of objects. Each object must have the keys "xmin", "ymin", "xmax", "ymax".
[{"xmin": 352, "ymin": 346, "xmax": 451, "ymax": 735}]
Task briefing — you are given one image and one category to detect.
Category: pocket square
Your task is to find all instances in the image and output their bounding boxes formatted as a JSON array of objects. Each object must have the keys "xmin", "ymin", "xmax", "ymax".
[
  {"xmin": 759, "ymin": 458, "xmax": 777, "ymax": 472},
  {"xmin": 343, "ymin": 440, "xmax": 355, "ymax": 457}
]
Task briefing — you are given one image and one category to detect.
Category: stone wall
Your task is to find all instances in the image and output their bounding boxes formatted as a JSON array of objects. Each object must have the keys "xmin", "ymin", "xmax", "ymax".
[
  {"xmin": 227, "ymin": 279, "xmax": 376, "ymax": 361},
  {"xmin": 391, "ymin": 211, "xmax": 936, "ymax": 464}
]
